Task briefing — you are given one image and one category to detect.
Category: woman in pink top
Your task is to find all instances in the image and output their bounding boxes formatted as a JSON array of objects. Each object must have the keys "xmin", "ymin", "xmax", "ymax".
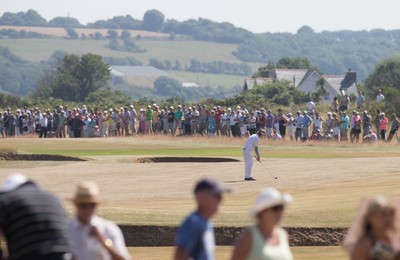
[
  {"xmin": 379, "ymin": 113, "xmax": 389, "ymax": 141},
  {"xmin": 352, "ymin": 112, "xmax": 362, "ymax": 143}
]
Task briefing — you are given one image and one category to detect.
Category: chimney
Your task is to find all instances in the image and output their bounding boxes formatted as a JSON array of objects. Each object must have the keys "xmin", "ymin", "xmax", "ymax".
[
  {"xmin": 346, "ymin": 69, "xmax": 356, "ymax": 83},
  {"xmin": 260, "ymin": 70, "xmax": 276, "ymax": 78}
]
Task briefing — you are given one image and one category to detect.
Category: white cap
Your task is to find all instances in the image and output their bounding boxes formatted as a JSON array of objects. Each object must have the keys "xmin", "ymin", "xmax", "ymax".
[
  {"xmin": 1, "ymin": 174, "xmax": 28, "ymax": 192},
  {"xmin": 250, "ymin": 188, "xmax": 292, "ymax": 219}
]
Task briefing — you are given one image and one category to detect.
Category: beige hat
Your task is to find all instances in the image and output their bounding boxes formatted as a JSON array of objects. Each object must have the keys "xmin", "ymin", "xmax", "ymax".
[
  {"xmin": 250, "ymin": 188, "xmax": 292, "ymax": 219},
  {"xmin": 72, "ymin": 181, "xmax": 102, "ymax": 203}
]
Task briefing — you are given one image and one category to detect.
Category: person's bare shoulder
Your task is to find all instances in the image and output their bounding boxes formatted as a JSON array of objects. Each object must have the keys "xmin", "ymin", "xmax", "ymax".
[{"xmin": 351, "ymin": 236, "xmax": 372, "ymax": 260}]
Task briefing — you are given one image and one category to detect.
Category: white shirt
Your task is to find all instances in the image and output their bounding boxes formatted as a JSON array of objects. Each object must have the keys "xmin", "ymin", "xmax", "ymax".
[
  {"xmin": 229, "ymin": 113, "xmax": 237, "ymax": 126},
  {"xmin": 68, "ymin": 216, "xmax": 130, "ymax": 260},
  {"xmin": 306, "ymin": 101, "xmax": 315, "ymax": 112},
  {"xmin": 243, "ymin": 134, "xmax": 260, "ymax": 151},
  {"xmin": 376, "ymin": 94, "xmax": 385, "ymax": 102},
  {"xmin": 39, "ymin": 116, "xmax": 47, "ymax": 127}
]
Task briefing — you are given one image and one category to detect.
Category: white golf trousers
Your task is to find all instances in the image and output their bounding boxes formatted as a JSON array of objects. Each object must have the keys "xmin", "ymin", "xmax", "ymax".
[{"xmin": 243, "ymin": 150, "xmax": 253, "ymax": 178}]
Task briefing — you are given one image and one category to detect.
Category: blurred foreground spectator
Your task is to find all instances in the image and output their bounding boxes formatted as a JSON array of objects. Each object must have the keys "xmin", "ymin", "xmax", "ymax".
[
  {"xmin": 343, "ymin": 196, "xmax": 400, "ymax": 260},
  {"xmin": 0, "ymin": 174, "xmax": 72, "ymax": 259},
  {"xmin": 67, "ymin": 181, "xmax": 130, "ymax": 260},
  {"xmin": 174, "ymin": 177, "xmax": 230, "ymax": 260}
]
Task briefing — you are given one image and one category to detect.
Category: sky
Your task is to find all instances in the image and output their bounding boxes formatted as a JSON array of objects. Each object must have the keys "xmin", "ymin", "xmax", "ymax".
[{"xmin": 2, "ymin": 0, "xmax": 400, "ymax": 33}]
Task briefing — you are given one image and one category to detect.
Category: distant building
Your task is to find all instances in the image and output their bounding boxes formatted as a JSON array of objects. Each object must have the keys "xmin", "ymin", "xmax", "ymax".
[
  {"xmin": 243, "ymin": 69, "xmax": 358, "ymax": 102},
  {"xmin": 181, "ymin": 82, "xmax": 199, "ymax": 88},
  {"xmin": 110, "ymin": 66, "xmax": 169, "ymax": 77},
  {"xmin": 243, "ymin": 78, "xmax": 273, "ymax": 91}
]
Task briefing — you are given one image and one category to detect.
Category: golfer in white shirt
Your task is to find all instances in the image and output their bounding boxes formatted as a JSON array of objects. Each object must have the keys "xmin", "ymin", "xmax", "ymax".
[{"xmin": 242, "ymin": 129, "xmax": 265, "ymax": 181}]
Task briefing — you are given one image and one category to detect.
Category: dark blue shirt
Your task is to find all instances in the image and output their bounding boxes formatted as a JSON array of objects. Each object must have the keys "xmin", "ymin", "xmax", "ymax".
[{"xmin": 175, "ymin": 211, "xmax": 215, "ymax": 260}]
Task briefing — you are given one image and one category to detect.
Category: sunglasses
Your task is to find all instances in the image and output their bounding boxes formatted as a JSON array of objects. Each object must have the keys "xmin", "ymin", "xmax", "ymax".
[
  {"xmin": 206, "ymin": 192, "xmax": 222, "ymax": 200},
  {"xmin": 271, "ymin": 205, "xmax": 285, "ymax": 212},
  {"xmin": 78, "ymin": 203, "xmax": 97, "ymax": 209}
]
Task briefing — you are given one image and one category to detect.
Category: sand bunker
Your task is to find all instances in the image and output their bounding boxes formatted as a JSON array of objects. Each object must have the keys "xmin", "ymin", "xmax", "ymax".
[
  {"xmin": 134, "ymin": 157, "xmax": 240, "ymax": 163},
  {"xmin": 0, "ymin": 153, "xmax": 86, "ymax": 161}
]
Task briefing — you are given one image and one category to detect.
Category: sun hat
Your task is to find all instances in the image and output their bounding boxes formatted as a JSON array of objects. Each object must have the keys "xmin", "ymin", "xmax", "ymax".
[
  {"xmin": 194, "ymin": 177, "xmax": 231, "ymax": 195},
  {"xmin": 250, "ymin": 188, "xmax": 292, "ymax": 219},
  {"xmin": 72, "ymin": 181, "xmax": 102, "ymax": 204},
  {"xmin": 0, "ymin": 173, "xmax": 28, "ymax": 192}
]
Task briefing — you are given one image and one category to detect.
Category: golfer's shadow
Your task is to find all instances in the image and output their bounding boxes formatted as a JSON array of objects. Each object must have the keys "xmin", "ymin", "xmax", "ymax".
[{"xmin": 224, "ymin": 180, "xmax": 248, "ymax": 183}]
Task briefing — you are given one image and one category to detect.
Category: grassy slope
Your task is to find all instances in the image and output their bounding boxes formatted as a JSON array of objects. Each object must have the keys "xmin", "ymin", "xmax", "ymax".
[{"xmin": 0, "ymin": 38, "xmax": 255, "ymax": 88}]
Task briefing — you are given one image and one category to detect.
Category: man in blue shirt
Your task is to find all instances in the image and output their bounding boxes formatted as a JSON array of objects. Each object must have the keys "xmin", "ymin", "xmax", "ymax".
[
  {"xmin": 294, "ymin": 111, "xmax": 304, "ymax": 142},
  {"xmin": 340, "ymin": 112, "xmax": 350, "ymax": 141},
  {"xmin": 302, "ymin": 111, "xmax": 313, "ymax": 141},
  {"xmin": 174, "ymin": 178, "xmax": 230, "ymax": 260}
]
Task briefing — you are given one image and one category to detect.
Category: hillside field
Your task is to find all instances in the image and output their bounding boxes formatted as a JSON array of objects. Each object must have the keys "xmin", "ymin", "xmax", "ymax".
[{"xmin": 0, "ymin": 28, "xmax": 259, "ymax": 88}]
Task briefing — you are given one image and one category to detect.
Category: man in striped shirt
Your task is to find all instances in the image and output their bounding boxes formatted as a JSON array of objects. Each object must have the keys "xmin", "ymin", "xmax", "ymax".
[{"xmin": 0, "ymin": 174, "xmax": 72, "ymax": 259}]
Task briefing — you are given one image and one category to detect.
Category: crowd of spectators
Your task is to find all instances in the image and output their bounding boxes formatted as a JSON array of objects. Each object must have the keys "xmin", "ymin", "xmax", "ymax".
[{"xmin": 0, "ymin": 98, "xmax": 399, "ymax": 143}]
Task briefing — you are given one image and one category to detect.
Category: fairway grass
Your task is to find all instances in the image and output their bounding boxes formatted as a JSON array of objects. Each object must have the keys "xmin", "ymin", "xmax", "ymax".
[
  {"xmin": 1, "ymin": 136, "xmax": 399, "ymax": 228},
  {"xmin": 130, "ymin": 246, "xmax": 348, "ymax": 260}
]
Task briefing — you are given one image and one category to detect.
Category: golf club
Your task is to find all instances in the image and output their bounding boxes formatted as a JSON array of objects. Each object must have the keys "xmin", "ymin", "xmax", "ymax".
[{"xmin": 258, "ymin": 160, "xmax": 278, "ymax": 179}]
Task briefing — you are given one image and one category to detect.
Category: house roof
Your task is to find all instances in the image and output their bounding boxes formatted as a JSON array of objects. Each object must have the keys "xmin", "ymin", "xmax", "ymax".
[
  {"xmin": 323, "ymin": 75, "xmax": 358, "ymax": 96},
  {"xmin": 110, "ymin": 66, "xmax": 168, "ymax": 77},
  {"xmin": 244, "ymin": 78, "xmax": 273, "ymax": 91},
  {"xmin": 275, "ymin": 69, "xmax": 308, "ymax": 87}
]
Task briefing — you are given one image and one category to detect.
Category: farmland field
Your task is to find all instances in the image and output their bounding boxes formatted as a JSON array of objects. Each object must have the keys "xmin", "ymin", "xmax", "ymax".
[
  {"xmin": 0, "ymin": 38, "xmax": 241, "ymax": 65},
  {"xmin": 0, "ymin": 37, "xmax": 255, "ymax": 88},
  {"xmin": 1, "ymin": 136, "xmax": 398, "ymax": 259}
]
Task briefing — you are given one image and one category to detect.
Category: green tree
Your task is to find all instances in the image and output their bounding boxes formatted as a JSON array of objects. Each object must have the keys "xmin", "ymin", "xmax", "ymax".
[
  {"xmin": 107, "ymin": 30, "xmax": 119, "ymax": 39},
  {"xmin": 276, "ymin": 57, "xmax": 319, "ymax": 71},
  {"xmin": 364, "ymin": 55, "xmax": 400, "ymax": 92},
  {"xmin": 40, "ymin": 53, "xmax": 110, "ymax": 102},
  {"xmin": 364, "ymin": 55, "xmax": 400, "ymax": 111},
  {"xmin": 0, "ymin": 12, "xmax": 25, "ymax": 25},
  {"xmin": 142, "ymin": 9, "xmax": 165, "ymax": 32},
  {"xmin": 121, "ymin": 30, "xmax": 131, "ymax": 40},
  {"xmin": 297, "ymin": 25, "xmax": 315, "ymax": 34},
  {"xmin": 85, "ymin": 88, "xmax": 132, "ymax": 106},
  {"xmin": 154, "ymin": 76, "xmax": 182, "ymax": 96},
  {"xmin": 73, "ymin": 54, "xmax": 110, "ymax": 100},
  {"xmin": 21, "ymin": 9, "xmax": 47, "ymax": 26},
  {"xmin": 49, "ymin": 17, "xmax": 82, "ymax": 27},
  {"xmin": 65, "ymin": 27, "xmax": 78, "ymax": 39}
]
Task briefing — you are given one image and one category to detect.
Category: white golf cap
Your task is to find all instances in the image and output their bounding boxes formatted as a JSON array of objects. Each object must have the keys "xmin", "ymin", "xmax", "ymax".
[
  {"xmin": 1, "ymin": 173, "xmax": 28, "ymax": 192},
  {"xmin": 250, "ymin": 187, "xmax": 292, "ymax": 219}
]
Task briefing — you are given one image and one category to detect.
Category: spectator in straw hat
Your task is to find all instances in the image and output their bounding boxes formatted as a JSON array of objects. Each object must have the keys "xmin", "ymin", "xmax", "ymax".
[
  {"xmin": 0, "ymin": 174, "xmax": 72, "ymax": 259},
  {"xmin": 174, "ymin": 178, "xmax": 230, "ymax": 260},
  {"xmin": 68, "ymin": 181, "xmax": 130, "ymax": 260},
  {"xmin": 231, "ymin": 187, "xmax": 293, "ymax": 260}
]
